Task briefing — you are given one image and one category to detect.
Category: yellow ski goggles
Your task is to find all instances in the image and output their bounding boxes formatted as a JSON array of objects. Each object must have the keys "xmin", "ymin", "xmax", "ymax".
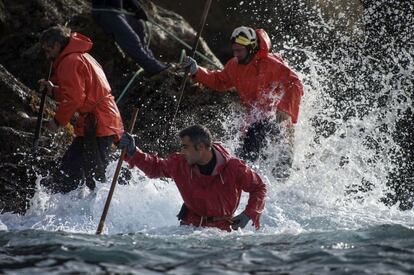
[{"xmin": 234, "ymin": 35, "xmax": 254, "ymax": 46}]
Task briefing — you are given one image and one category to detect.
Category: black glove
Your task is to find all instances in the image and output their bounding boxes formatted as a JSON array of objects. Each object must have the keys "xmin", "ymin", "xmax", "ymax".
[
  {"xmin": 119, "ymin": 133, "xmax": 136, "ymax": 157},
  {"xmin": 176, "ymin": 203, "xmax": 188, "ymax": 221},
  {"xmin": 231, "ymin": 212, "xmax": 250, "ymax": 230}
]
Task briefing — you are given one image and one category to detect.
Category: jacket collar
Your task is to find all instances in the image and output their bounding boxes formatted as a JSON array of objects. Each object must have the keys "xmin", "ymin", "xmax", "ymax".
[{"xmin": 190, "ymin": 143, "xmax": 233, "ymax": 178}]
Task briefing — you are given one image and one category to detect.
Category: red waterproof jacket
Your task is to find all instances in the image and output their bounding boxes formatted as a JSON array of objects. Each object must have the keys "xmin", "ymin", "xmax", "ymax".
[
  {"xmin": 51, "ymin": 33, "xmax": 124, "ymax": 138},
  {"xmin": 126, "ymin": 143, "xmax": 267, "ymax": 231},
  {"xmin": 195, "ymin": 29, "xmax": 304, "ymax": 123}
]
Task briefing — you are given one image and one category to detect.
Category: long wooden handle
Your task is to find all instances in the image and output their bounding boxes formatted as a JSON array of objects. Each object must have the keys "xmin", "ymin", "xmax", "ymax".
[
  {"xmin": 33, "ymin": 89, "xmax": 47, "ymax": 150},
  {"xmin": 189, "ymin": 0, "xmax": 212, "ymax": 59},
  {"xmin": 33, "ymin": 62, "xmax": 53, "ymax": 151},
  {"xmin": 96, "ymin": 107, "xmax": 139, "ymax": 235},
  {"xmin": 172, "ymin": 0, "xmax": 213, "ymax": 123}
]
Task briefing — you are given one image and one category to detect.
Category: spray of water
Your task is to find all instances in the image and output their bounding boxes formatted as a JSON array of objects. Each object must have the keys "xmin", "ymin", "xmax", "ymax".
[{"xmin": 1, "ymin": 1, "xmax": 413, "ymax": 235}]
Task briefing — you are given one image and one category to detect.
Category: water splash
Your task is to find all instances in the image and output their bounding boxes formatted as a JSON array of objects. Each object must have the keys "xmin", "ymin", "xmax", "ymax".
[{"xmin": 1, "ymin": 1, "xmax": 414, "ymax": 235}]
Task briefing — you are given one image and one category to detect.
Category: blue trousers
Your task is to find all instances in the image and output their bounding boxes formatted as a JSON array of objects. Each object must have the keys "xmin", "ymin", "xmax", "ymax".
[{"xmin": 92, "ymin": 10, "xmax": 167, "ymax": 76}]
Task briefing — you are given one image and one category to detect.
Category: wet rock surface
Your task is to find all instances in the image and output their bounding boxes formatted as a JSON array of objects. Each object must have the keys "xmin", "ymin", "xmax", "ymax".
[{"xmin": 0, "ymin": 0, "xmax": 237, "ymax": 213}]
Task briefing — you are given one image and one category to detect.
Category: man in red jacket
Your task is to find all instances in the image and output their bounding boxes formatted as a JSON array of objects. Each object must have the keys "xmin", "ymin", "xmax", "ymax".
[
  {"xmin": 182, "ymin": 27, "xmax": 303, "ymax": 178},
  {"xmin": 38, "ymin": 26, "xmax": 124, "ymax": 193},
  {"xmin": 119, "ymin": 125, "xmax": 267, "ymax": 231}
]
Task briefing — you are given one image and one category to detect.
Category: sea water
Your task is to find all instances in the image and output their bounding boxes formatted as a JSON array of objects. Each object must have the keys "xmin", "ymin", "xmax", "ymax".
[{"xmin": 1, "ymin": 1, "xmax": 414, "ymax": 274}]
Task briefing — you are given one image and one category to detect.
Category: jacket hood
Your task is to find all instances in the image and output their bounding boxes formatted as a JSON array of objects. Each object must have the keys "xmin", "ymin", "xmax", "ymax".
[
  {"xmin": 255, "ymin": 29, "xmax": 272, "ymax": 59},
  {"xmin": 54, "ymin": 32, "xmax": 93, "ymax": 67},
  {"xmin": 211, "ymin": 142, "xmax": 233, "ymax": 175}
]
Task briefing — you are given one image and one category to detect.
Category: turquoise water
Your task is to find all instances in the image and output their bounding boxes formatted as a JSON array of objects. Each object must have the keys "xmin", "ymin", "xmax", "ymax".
[{"xmin": 1, "ymin": 225, "xmax": 414, "ymax": 274}]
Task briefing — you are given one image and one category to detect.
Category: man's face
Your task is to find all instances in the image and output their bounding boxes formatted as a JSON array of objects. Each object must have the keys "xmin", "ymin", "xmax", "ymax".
[
  {"xmin": 232, "ymin": 43, "xmax": 248, "ymax": 63},
  {"xmin": 41, "ymin": 42, "xmax": 61, "ymax": 60},
  {"xmin": 180, "ymin": 136, "xmax": 202, "ymax": 165}
]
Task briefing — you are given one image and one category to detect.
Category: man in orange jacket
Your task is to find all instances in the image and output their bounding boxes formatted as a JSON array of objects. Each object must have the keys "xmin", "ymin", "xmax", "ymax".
[
  {"xmin": 38, "ymin": 26, "xmax": 124, "ymax": 193},
  {"xmin": 182, "ymin": 27, "xmax": 303, "ymax": 178},
  {"xmin": 119, "ymin": 124, "xmax": 266, "ymax": 231}
]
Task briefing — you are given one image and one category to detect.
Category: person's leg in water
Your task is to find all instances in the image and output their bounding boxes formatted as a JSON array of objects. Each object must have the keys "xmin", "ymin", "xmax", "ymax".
[
  {"xmin": 83, "ymin": 135, "xmax": 115, "ymax": 190},
  {"xmin": 237, "ymin": 118, "xmax": 294, "ymax": 179},
  {"xmin": 269, "ymin": 132, "xmax": 294, "ymax": 180},
  {"xmin": 50, "ymin": 137, "xmax": 85, "ymax": 193},
  {"xmin": 237, "ymin": 120, "xmax": 271, "ymax": 162},
  {"xmin": 269, "ymin": 115, "xmax": 294, "ymax": 179},
  {"xmin": 82, "ymin": 113, "xmax": 115, "ymax": 190}
]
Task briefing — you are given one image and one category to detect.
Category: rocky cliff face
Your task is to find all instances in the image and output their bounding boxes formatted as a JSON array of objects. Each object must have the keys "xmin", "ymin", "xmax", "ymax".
[{"xmin": 0, "ymin": 0, "xmax": 236, "ymax": 213}]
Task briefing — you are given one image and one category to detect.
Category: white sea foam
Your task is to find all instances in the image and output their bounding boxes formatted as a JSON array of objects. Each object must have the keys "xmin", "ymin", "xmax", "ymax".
[{"xmin": 1, "ymin": 2, "xmax": 414, "ymax": 236}]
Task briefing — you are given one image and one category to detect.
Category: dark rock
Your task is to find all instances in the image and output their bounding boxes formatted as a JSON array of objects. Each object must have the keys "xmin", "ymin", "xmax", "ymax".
[
  {"xmin": 0, "ymin": 0, "xmax": 5, "ymax": 33},
  {"xmin": 0, "ymin": 0, "xmax": 236, "ymax": 214},
  {"xmin": 0, "ymin": 64, "xmax": 72, "ymax": 213}
]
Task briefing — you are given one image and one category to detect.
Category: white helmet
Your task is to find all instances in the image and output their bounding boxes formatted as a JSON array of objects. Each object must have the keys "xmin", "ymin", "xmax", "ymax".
[{"xmin": 230, "ymin": 26, "xmax": 257, "ymax": 47}]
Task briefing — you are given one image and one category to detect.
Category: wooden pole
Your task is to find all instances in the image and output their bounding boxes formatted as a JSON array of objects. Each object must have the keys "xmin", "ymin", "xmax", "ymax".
[
  {"xmin": 96, "ymin": 107, "xmax": 139, "ymax": 234},
  {"xmin": 172, "ymin": 0, "xmax": 213, "ymax": 123},
  {"xmin": 33, "ymin": 62, "xmax": 53, "ymax": 151}
]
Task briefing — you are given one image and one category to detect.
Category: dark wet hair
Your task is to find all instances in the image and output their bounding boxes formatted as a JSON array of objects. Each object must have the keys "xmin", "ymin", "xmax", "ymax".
[
  {"xmin": 40, "ymin": 25, "xmax": 71, "ymax": 48},
  {"xmin": 179, "ymin": 125, "xmax": 212, "ymax": 148}
]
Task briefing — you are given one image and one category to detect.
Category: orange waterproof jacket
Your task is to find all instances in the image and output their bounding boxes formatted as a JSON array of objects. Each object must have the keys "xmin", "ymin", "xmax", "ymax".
[
  {"xmin": 195, "ymin": 29, "xmax": 304, "ymax": 123},
  {"xmin": 51, "ymin": 32, "xmax": 124, "ymax": 138}
]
